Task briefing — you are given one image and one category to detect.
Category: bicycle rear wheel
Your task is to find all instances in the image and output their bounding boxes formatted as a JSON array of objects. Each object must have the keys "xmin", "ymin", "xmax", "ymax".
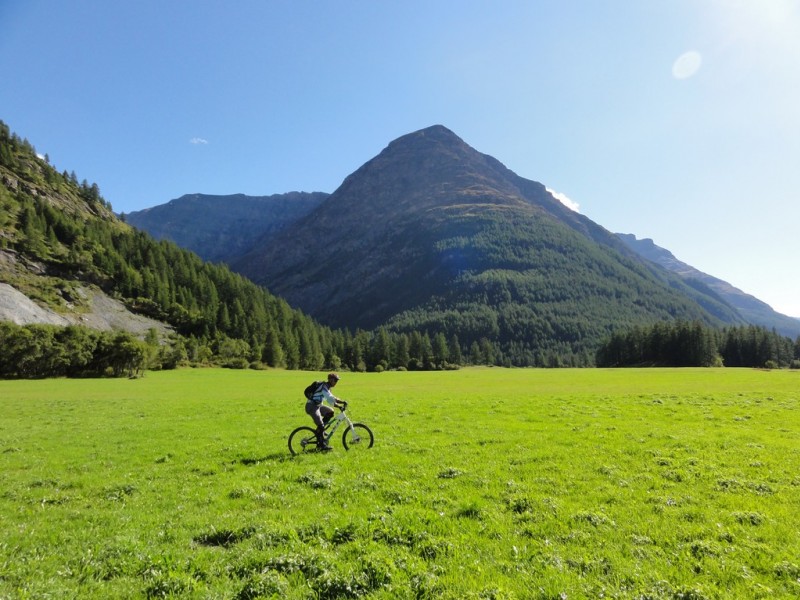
[
  {"xmin": 288, "ymin": 426, "xmax": 319, "ymax": 456},
  {"xmin": 342, "ymin": 423, "xmax": 374, "ymax": 451}
]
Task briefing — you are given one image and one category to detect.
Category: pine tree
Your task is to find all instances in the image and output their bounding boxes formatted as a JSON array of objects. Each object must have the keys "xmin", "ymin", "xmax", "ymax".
[
  {"xmin": 469, "ymin": 341, "xmax": 481, "ymax": 365},
  {"xmin": 432, "ymin": 332, "xmax": 449, "ymax": 368},
  {"xmin": 479, "ymin": 337, "xmax": 495, "ymax": 366},
  {"xmin": 370, "ymin": 328, "xmax": 391, "ymax": 370},
  {"xmin": 392, "ymin": 333, "xmax": 410, "ymax": 370},
  {"xmin": 262, "ymin": 325, "xmax": 284, "ymax": 367},
  {"xmin": 448, "ymin": 334, "xmax": 463, "ymax": 366}
]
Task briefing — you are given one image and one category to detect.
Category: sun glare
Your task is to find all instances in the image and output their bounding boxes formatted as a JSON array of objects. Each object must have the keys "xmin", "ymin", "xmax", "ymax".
[{"xmin": 672, "ymin": 50, "xmax": 702, "ymax": 79}]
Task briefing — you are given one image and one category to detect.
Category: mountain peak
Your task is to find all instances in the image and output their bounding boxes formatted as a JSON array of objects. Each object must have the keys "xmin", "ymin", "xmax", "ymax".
[
  {"xmin": 326, "ymin": 124, "xmax": 521, "ymax": 223},
  {"xmin": 393, "ymin": 124, "xmax": 461, "ymax": 143},
  {"xmin": 383, "ymin": 124, "xmax": 470, "ymax": 154}
]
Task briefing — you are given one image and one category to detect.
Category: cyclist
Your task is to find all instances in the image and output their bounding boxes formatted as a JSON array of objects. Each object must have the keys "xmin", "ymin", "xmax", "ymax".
[{"xmin": 305, "ymin": 372, "xmax": 346, "ymax": 450}]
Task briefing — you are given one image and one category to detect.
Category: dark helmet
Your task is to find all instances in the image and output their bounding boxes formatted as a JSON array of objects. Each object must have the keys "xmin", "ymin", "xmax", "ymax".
[{"xmin": 327, "ymin": 372, "xmax": 340, "ymax": 382}]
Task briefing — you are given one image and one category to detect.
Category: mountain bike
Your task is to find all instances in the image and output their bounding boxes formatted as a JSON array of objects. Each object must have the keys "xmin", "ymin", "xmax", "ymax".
[{"xmin": 288, "ymin": 402, "xmax": 374, "ymax": 455}]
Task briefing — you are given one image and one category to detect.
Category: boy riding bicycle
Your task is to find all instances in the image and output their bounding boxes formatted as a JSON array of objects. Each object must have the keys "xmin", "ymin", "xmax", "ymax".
[{"xmin": 305, "ymin": 372, "xmax": 346, "ymax": 450}]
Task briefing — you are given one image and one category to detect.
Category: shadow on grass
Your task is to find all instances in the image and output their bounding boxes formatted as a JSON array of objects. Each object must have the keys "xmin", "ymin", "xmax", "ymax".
[
  {"xmin": 194, "ymin": 525, "xmax": 255, "ymax": 548},
  {"xmin": 238, "ymin": 452, "xmax": 290, "ymax": 465}
]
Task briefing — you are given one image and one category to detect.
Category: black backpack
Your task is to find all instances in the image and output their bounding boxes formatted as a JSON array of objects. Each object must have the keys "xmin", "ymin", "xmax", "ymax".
[{"xmin": 304, "ymin": 381, "xmax": 324, "ymax": 401}]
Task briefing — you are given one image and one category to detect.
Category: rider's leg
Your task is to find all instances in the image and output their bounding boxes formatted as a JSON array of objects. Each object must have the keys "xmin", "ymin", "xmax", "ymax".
[
  {"xmin": 305, "ymin": 402, "xmax": 328, "ymax": 448},
  {"xmin": 318, "ymin": 406, "xmax": 334, "ymax": 449},
  {"xmin": 320, "ymin": 405, "xmax": 334, "ymax": 428}
]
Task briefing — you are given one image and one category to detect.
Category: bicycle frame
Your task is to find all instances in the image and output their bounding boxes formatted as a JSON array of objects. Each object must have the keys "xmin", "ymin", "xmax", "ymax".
[{"xmin": 323, "ymin": 407, "xmax": 360, "ymax": 443}]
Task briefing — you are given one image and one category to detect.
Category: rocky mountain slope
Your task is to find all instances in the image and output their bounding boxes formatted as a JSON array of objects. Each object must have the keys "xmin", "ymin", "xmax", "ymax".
[
  {"xmin": 230, "ymin": 125, "xmax": 744, "ymax": 361},
  {"xmin": 0, "ymin": 246, "xmax": 171, "ymax": 334},
  {"xmin": 133, "ymin": 140, "xmax": 799, "ymax": 344},
  {"xmin": 617, "ymin": 234, "xmax": 800, "ymax": 338},
  {"xmin": 124, "ymin": 192, "xmax": 327, "ymax": 262},
  {"xmin": 6, "ymin": 115, "xmax": 790, "ymax": 368},
  {"xmin": 0, "ymin": 125, "xmax": 167, "ymax": 334}
]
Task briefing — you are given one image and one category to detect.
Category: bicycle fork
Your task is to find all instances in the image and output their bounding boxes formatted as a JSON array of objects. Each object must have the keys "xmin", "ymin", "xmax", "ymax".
[{"xmin": 342, "ymin": 420, "xmax": 362, "ymax": 443}]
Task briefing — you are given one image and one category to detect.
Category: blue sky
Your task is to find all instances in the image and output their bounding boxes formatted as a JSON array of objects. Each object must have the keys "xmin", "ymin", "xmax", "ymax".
[{"xmin": 2, "ymin": 1, "xmax": 798, "ymax": 318}]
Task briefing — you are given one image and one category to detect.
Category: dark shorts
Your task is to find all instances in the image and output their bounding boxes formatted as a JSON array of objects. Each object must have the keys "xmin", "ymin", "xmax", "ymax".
[{"xmin": 305, "ymin": 401, "xmax": 333, "ymax": 429}]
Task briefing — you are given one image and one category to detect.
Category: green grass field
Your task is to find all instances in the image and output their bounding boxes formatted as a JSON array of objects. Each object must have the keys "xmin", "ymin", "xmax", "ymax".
[{"xmin": 1, "ymin": 368, "xmax": 798, "ymax": 599}]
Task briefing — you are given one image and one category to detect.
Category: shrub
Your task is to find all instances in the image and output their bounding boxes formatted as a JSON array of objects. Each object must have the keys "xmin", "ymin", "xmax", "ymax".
[{"xmin": 223, "ymin": 357, "xmax": 249, "ymax": 369}]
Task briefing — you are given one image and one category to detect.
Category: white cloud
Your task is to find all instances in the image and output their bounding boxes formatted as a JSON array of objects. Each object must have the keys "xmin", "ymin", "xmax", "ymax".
[
  {"xmin": 189, "ymin": 137, "xmax": 209, "ymax": 145},
  {"xmin": 546, "ymin": 187, "xmax": 580, "ymax": 212}
]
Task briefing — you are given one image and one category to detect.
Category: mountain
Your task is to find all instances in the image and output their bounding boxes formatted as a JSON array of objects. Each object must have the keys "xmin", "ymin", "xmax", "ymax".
[
  {"xmin": 0, "ymin": 119, "xmax": 337, "ymax": 373},
  {"xmin": 3, "ymin": 117, "xmax": 792, "ymax": 371},
  {"xmin": 232, "ymin": 125, "xmax": 745, "ymax": 363},
  {"xmin": 124, "ymin": 192, "xmax": 327, "ymax": 263},
  {"xmin": 617, "ymin": 234, "xmax": 800, "ymax": 338}
]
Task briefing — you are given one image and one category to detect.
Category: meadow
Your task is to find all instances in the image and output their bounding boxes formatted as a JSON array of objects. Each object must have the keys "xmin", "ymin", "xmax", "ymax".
[{"xmin": 0, "ymin": 367, "xmax": 798, "ymax": 599}]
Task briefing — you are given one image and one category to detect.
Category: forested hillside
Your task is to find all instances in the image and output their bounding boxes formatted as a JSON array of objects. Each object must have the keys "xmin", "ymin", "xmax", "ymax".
[
  {"xmin": 0, "ymin": 121, "xmax": 322, "ymax": 371},
  {"xmin": 0, "ymin": 120, "xmax": 505, "ymax": 376},
  {"xmin": 3, "ymin": 119, "xmax": 795, "ymax": 376},
  {"xmin": 234, "ymin": 125, "xmax": 746, "ymax": 366}
]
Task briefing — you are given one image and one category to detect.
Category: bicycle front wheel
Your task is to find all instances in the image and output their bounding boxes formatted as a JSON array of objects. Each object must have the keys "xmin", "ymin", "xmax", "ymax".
[
  {"xmin": 288, "ymin": 426, "xmax": 319, "ymax": 456},
  {"xmin": 342, "ymin": 423, "xmax": 374, "ymax": 451}
]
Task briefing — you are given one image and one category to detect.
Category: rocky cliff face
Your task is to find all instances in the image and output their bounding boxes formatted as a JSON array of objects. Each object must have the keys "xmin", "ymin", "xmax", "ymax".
[
  {"xmin": 125, "ymin": 192, "xmax": 327, "ymax": 262},
  {"xmin": 0, "ymin": 248, "xmax": 171, "ymax": 335}
]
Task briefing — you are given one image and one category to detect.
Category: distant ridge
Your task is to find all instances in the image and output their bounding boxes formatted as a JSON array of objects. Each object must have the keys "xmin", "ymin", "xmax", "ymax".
[
  {"xmin": 617, "ymin": 234, "xmax": 800, "ymax": 338},
  {"xmin": 125, "ymin": 192, "xmax": 327, "ymax": 262}
]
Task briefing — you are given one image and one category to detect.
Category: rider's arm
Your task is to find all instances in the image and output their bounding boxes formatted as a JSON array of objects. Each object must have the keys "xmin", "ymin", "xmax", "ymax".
[{"xmin": 320, "ymin": 386, "xmax": 342, "ymax": 407}]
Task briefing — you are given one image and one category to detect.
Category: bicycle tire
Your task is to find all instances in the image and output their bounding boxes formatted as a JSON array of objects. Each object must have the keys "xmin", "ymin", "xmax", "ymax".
[
  {"xmin": 288, "ymin": 426, "xmax": 319, "ymax": 456},
  {"xmin": 342, "ymin": 423, "xmax": 374, "ymax": 451}
]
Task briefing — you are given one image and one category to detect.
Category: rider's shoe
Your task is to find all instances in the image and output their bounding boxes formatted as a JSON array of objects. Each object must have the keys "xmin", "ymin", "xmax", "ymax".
[{"xmin": 319, "ymin": 443, "xmax": 333, "ymax": 452}]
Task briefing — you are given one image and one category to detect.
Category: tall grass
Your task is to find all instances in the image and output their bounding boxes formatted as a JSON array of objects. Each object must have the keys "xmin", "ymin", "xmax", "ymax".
[{"xmin": 1, "ymin": 368, "xmax": 798, "ymax": 598}]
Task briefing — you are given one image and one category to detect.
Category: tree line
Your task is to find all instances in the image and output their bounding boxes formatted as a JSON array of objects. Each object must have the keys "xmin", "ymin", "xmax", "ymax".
[
  {"xmin": 0, "ymin": 322, "xmax": 155, "ymax": 378},
  {"xmin": 595, "ymin": 321, "xmax": 800, "ymax": 368},
  {"xmin": 2, "ymin": 120, "xmax": 504, "ymax": 377},
  {"xmin": 0, "ymin": 320, "xmax": 501, "ymax": 378}
]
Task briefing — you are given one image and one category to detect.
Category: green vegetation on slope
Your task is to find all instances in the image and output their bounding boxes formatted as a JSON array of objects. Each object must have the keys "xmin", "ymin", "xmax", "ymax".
[
  {"xmin": 0, "ymin": 119, "xmax": 328, "ymax": 367},
  {"xmin": 1, "ymin": 120, "xmax": 508, "ymax": 375},
  {"xmin": 384, "ymin": 205, "xmax": 744, "ymax": 366},
  {"xmin": 238, "ymin": 125, "xmax": 746, "ymax": 368},
  {"xmin": 1, "ymin": 368, "xmax": 798, "ymax": 598}
]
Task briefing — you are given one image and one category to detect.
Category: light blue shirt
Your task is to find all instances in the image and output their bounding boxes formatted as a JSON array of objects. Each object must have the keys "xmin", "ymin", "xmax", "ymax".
[{"xmin": 310, "ymin": 383, "xmax": 339, "ymax": 406}]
